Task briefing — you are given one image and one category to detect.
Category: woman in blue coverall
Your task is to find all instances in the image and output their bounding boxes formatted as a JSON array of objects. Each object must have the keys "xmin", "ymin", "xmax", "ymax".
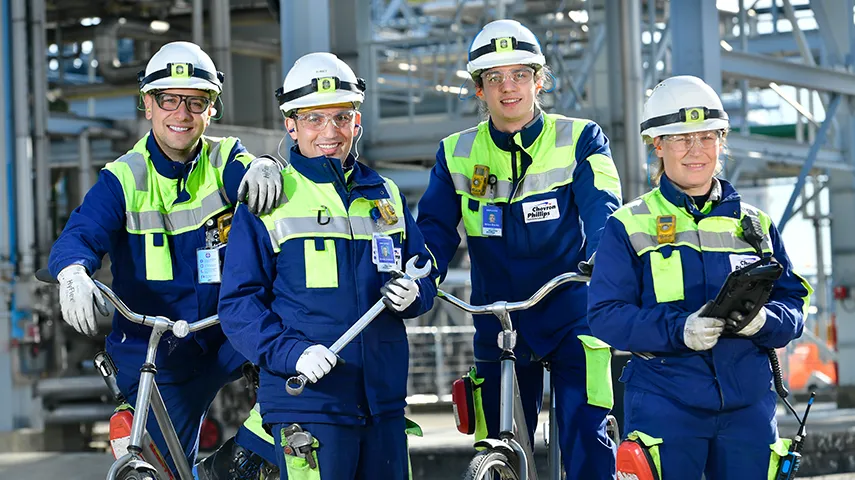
[
  {"xmin": 587, "ymin": 75, "xmax": 814, "ymax": 479},
  {"xmin": 416, "ymin": 19, "xmax": 621, "ymax": 479},
  {"xmin": 217, "ymin": 52, "xmax": 438, "ymax": 480},
  {"xmin": 48, "ymin": 41, "xmax": 281, "ymax": 478}
]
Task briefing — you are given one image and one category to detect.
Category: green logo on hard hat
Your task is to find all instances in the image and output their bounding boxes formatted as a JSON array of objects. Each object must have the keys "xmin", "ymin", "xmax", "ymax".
[
  {"xmin": 170, "ymin": 63, "xmax": 190, "ymax": 78},
  {"xmin": 685, "ymin": 107, "xmax": 704, "ymax": 123},
  {"xmin": 317, "ymin": 77, "xmax": 335, "ymax": 94},
  {"xmin": 495, "ymin": 37, "xmax": 513, "ymax": 53}
]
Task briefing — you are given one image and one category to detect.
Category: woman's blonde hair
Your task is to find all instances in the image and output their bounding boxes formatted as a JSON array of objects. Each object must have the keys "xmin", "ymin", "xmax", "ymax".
[{"xmin": 647, "ymin": 129, "xmax": 729, "ymax": 186}]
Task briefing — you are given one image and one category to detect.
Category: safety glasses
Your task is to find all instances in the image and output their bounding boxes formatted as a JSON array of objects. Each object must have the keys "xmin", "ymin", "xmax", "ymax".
[
  {"xmin": 663, "ymin": 131, "xmax": 722, "ymax": 153},
  {"xmin": 480, "ymin": 67, "xmax": 535, "ymax": 88},
  {"xmin": 292, "ymin": 110, "xmax": 357, "ymax": 132}
]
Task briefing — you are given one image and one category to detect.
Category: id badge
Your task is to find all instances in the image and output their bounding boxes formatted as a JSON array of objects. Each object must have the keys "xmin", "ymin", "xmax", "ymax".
[
  {"xmin": 197, "ymin": 246, "xmax": 223, "ymax": 284},
  {"xmin": 482, "ymin": 205, "xmax": 503, "ymax": 237},
  {"xmin": 372, "ymin": 233, "xmax": 396, "ymax": 272}
]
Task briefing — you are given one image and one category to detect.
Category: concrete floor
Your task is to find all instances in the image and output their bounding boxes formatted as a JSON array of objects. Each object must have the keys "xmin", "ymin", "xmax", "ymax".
[{"xmin": 2, "ymin": 404, "xmax": 855, "ymax": 480}]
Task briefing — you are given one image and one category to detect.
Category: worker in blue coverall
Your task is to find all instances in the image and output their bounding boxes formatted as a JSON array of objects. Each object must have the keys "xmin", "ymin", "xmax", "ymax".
[
  {"xmin": 48, "ymin": 41, "xmax": 280, "ymax": 479},
  {"xmin": 416, "ymin": 19, "xmax": 620, "ymax": 479},
  {"xmin": 587, "ymin": 75, "xmax": 814, "ymax": 479},
  {"xmin": 217, "ymin": 52, "xmax": 439, "ymax": 480}
]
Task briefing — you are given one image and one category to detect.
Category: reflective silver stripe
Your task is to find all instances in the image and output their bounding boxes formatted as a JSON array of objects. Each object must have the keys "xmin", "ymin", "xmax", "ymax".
[
  {"xmin": 451, "ymin": 172, "xmax": 512, "ymax": 199},
  {"xmin": 350, "ymin": 214, "xmax": 404, "ymax": 236},
  {"xmin": 452, "ymin": 128, "xmax": 478, "ymax": 159},
  {"xmin": 207, "ymin": 139, "xmax": 225, "ymax": 168},
  {"xmin": 628, "ymin": 230, "xmax": 698, "ymax": 253},
  {"xmin": 116, "ymin": 152, "xmax": 148, "ymax": 192},
  {"xmin": 268, "ymin": 216, "xmax": 352, "ymax": 245},
  {"xmin": 628, "ymin": 229, "xmax": 762, "ymax": 254},
  {"xmin": 629, "ymin": 200, "xmax": 651, "ymax": 215},
  {"xmin": 554, "ymin": 119, "xmax": 575, "ymax": 148},
  {"xmin": 513, "ymin": 164, "xmax": 575, "ymax": 199},
  {"xmin": 126, "ymin": 189, "xmax": 229, "ymax": 233}
]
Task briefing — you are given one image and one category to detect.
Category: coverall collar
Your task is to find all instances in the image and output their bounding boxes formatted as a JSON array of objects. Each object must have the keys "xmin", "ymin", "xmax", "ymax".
[
  {"xmin": 659, "ymin": 174, "xmax": 741, "ymax": 220},
  {"xmin": 146, "ymin": 131, "xmax": 202, "ymax": 180},
  {"xmin": 488, "ymin": 110, "xmax": 544, "ymax": 152},
  {"xmin": 288, "ymin": 146, "xmax": 385, "ymax": 189}
]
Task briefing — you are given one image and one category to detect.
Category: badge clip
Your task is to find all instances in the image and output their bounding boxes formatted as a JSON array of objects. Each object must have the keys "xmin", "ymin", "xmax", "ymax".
[
  {"xmin": 657, "ymin": 215, "xmax": 676, "ymax": 244},
  {"xmin": 374, "ymin": 199, "xmax": 398, "ymax": 225}
]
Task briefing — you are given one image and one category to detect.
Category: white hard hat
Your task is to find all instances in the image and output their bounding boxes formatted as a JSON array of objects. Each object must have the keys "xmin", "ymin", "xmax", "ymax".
[
  {"xmin": 640, "ymin": 75, "xmax": 729, "ymax": 142},
  {"xmin": 138, "ymin": 41, "xmax": 223, "ymax": 94},
  {"xmin": 276, "ymin": 52, "xmax": 365, "ymax": 117},
  {"xmin": 466, "ymin": 20, "xmax": 546, "ymax": 79}
]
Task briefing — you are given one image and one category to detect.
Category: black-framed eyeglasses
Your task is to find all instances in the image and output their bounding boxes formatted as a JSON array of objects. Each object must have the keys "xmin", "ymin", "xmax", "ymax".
[
  {"xmin": 153, "ymin": 92, "xmax": 213, "ymax": 114},
  {"xmin": 291, "ymin": 110, "xmax": 357, "ymax": 131}
]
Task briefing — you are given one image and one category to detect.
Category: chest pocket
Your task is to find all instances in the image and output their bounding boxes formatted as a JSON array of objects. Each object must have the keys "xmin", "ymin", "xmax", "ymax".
[
  {"xmin": 145, "ymin": 233, "xmax": 173, "ymax": 281},
  {"xmin": 649, "ymin": 249, "xmax": 684, "ymax": 303},
  {"xmin": 508, "ymin": 191, "xmax": 569, "ymax": 258},
  {"xmin": 304, "ymin": 238, "xmax": 339, "ymax": 289}
]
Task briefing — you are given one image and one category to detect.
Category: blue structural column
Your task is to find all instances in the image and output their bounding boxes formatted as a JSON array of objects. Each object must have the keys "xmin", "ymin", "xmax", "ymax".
[
  {"xmin": 812, "ymin": 0, "xmax": 855, "ymax": 408},
  {"xmin": 669, "ymin": 0, "xmax": 722, "ymax": 93},
  {"xmin": 0, "ymin": 0, "xmax": 13, "ymax": 435}
]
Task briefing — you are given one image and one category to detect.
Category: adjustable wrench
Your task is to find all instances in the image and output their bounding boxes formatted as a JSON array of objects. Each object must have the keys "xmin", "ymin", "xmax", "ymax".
[{"xmin": 286, "ymin": 256, "xmax": 432, "ymax": 395}]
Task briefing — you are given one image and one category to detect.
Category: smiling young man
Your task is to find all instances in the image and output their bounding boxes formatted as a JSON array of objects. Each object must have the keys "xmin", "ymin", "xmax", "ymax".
[
  {"xmin": 416, "ymin": 19, "xmax": 621, "ymax": 480},
  {"xmin": 48, "ymin": 41, "xmax": 282, "ymax": 479},
  {"xmin": 217, "ymin": 52, "xmax": 438, "ymax": 480}
]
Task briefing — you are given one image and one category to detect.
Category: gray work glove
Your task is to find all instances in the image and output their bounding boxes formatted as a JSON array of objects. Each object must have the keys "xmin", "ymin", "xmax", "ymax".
[
  {"xmin": 57, "ymin": 264, "xmax": 109, "ymax": 336},
  {"xmin": 238, "ymin": 155, "xmax": 283, "ymax": 216},
  {"xmin": 295, "ymin": 345, "xmax": 337, "ymax": 383},
  {"xmin": 381, "ymin": 277, "xmax": 420, "ymax": 312},
  {"xmin": 683, "ymin": 302, "xmax": 726, "ymax": 351},
  {"xmin": 730, "ymin": 304, "xmax": 768, "ymax": 337}
]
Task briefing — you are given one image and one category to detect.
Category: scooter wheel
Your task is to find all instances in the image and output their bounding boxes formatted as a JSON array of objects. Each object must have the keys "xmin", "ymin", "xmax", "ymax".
[{"xmin": 118, "ymin": 467, "xmax": 158, "ymax": 480}]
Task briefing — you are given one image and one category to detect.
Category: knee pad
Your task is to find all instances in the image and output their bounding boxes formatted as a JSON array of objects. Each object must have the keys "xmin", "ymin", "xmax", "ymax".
[{"xmin": 616, "ymin": 434, "xmax": 661, "ymax": 480}]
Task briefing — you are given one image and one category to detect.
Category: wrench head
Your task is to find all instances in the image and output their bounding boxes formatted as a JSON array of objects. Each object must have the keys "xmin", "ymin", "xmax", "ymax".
[{"xmin": 403, "ymin": 256, "xmax": 432, "ymax": 280}]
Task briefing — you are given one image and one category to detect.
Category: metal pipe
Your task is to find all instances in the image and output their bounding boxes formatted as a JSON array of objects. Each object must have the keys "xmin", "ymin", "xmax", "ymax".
[
  {"xmin": 812, "ymin": 176, "xmax": 828, "ymax": 341},
  {"xmin": 548, "ymin": 372, "xmax": 561, "ymax": 480},
  {"xmin": 192, "ymin": 0, "xmax": 204, "ymax": 46},
  {"xmin": 150, "ymin": 383, "xmax": 194, "ymax": 480},
  {"xmin": 211, "ymin": 0, "xmax": 233, "ymax": 123},
  {"xmin": 79, "ymin": 129, "xmax": 92, "ymax": 195},
  {"xmin": 739, "ymin": 0, "xmax": 750, "ymax": 136},
  {"xmin": 499, "ymin": 358, "xmax": 515, "ymax": 435},
  {"xmin": 12, "ymin": 0, "xmax": 33, "ymax": 277},
  {"xmin": 619, "ymin": 0, "xmax": 645, "ymax": 201},
  {"xmin": 31, "ymin": 0, "xmax": 50, "ymax": 265},
  {"xmin": 779, "ymin": 94, "xmax": 841, "ymax": 231}
]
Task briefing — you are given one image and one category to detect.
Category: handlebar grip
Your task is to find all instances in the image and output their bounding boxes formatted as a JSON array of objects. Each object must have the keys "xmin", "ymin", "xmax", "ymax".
[
  {"xmin": 35, "ymin": 268, "xmax": 58, "ymax": 284},
  {"xmin": 286, "ymin": 374, "xmax": 308, "ymax": 396}
]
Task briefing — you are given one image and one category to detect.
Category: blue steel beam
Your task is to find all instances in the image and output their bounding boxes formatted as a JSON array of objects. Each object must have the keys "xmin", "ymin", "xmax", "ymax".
[
  {"xmin": 741, "ymin": 30, "xmax": 822, "ymax": 56},
  {"xmin": 721, "ymin": 49, "xmax": 855, "ymax": 96},
  {"xmin": 778, "ymin": 93, "xmax": 841, "ymax": 232}
]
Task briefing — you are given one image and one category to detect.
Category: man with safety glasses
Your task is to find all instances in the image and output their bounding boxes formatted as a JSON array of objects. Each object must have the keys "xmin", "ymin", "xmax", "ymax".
[
  {"xmin": 218, "ymin": 52, "xmax": 438, "ymax": 479},
  {"xmin": 48, "ymin": 41, "xmax": 281, "ymax": 479}
]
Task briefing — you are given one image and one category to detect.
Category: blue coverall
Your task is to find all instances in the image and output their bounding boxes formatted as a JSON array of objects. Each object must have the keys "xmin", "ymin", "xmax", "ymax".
[
  {"xmin": 48, "ymin": 133, "xmax": 275, "ymax": 472},
  {"xmin": 217, "ymin": 148, "xmax": 439, "ymax": 479},
  {"xmin": 416, "ymin": 113, "xmax": 621, "ymax": 479},
  {"xmin": 588, "ymin": 175, "xmax": 812, "ymax": 479}
]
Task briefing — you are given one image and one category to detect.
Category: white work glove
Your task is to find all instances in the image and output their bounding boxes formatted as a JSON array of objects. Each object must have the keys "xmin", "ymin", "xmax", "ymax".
[
  {"xmin": 295, "ymin": 345, "xmax": 337, "ymax": 383},
  {"xmin": 237, "ymin": 156, "xmax": 282, "ymax": 216},
  {"xmin": 381, "ymin": 276, "xmax": 420, "ymax": 312},
  {"xmin": 683, "ymin": 302, "xmax": 726, "ymax": 351},
  {"xmin": 57, "ymin": 264, "xmax": 109, "ymax": 337},
  {"xmin": 730, "ymin": 304, "xmax": 768, "ymax": 337}
]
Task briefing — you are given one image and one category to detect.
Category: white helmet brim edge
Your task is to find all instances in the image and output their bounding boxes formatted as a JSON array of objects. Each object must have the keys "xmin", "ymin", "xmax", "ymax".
[
  {"xmin": 275, "ymin": 76, "xmax": 366, "ymax": 117},
  {"xmin": 138, "ymin": 62, "xmax": 224, "ymax": 94},
  {"xmin": 640, "ymin": 106, "xmax": 729, "ymax": 139}
]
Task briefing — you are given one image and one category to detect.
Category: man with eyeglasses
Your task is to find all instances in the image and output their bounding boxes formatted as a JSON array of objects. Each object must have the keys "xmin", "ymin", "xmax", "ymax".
[
  {"xmin": 48, "ymin": 41, "xmax": 281, "ymax": 479},
  {"xmin": 417, "ymin": 19, "xmax": 621, "ymax": 479},
  {"xmin": 218, "ymin": 52, "xmax": 438, "ymax": 479}
]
